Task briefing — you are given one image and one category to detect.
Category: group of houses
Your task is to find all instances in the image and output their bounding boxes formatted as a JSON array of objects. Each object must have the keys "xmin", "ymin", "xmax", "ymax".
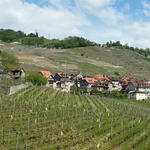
[
  {"xmin": 7, "ymin": 68, "xmax": 150, "ymax": 101},
  {"xmin": 39, "ymin": 70, "xmax": 150, "ymax": 101}
]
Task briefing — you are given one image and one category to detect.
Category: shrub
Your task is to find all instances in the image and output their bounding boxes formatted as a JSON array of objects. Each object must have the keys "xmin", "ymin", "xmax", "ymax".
[
  {"xmin": 111, "ymin": 90, "xmax": 120, "ymax": 97},
  {"xmin": 26, "ymin": 72, "xmax": 47, "ymax": 85},
  {"xmin": 108, "ymin": 90, "xmax": 128, "ymax": 99},
  {"xmin": 114, "ymin": 71, "xmax": 120, "ymax": 76},
  {"xmin": 96, "ymin": 90, "xmax": 128, "ymax": 99},
  {"xmin": 90, "ymin": 88, "xmax": 100, "ymax": 95}
]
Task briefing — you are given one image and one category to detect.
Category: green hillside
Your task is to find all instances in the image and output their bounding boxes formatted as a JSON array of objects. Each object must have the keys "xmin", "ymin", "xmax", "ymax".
[
  {"xmin": 1, "ymin": 86, "xmax": 150, "ymax": 149},
  {"xmin": 0, "ymin": 41, "xmax": 150, "ymax": 79}
]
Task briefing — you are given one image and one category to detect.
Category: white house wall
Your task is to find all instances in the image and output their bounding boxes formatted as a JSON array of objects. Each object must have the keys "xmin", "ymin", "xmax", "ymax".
[{"xmin": 136, "ymin": 93, "xmax": 148, "ymax": 100}]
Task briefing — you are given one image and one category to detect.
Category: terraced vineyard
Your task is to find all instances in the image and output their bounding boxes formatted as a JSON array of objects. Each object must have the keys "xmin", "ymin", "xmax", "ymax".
[{"xmin": 1, "ymin": 86, "xmax": 150, "ymax": 149}]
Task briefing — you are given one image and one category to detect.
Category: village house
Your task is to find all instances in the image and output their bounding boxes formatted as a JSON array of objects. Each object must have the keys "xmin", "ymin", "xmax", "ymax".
[
  {"xmin": 52, "ymin": 72, "xmax": 75, "ymax": 91},
  {"xmin": 94, "ymin": 75, "xmax": 124, "ymax": 92},
  {"xmin": 39, "ymin": 70, "xmax": 54, "ymax": 87},
  {"xmin": 122, "ymin": 82, "xmax": 139, "ymax": 93},
  {"xmin": 123, "ymin": 78, "xmax": 150, "ymax": 100},
  {"xmin": 137, "ymin": 85, "xmax": 150, "ymax": 93},
  {"xmin": 11, "ymin": 68, "xmax": 25, "ymax": 80},
  {"xmin": 92, "ymin": 82, "xmax": 108, "ymax": 93},
  {"xmin": 60, "ymin": 79, "xmax": 75, "ymax": 93},
  {"xmin": 78, "ymin": 77, "xmax": 97, "ymax": 93},
  {"xmin": 107, "ymin": 77, "xmax": 124, "ymax": 92},
  {"xmin": 122, "ymin": 78, "xmax": 150, "ymax": 92},
  {"xmin": 53, "ymin": 73, "xmax": 69, "ymax": 82},
  {"xmin": 121, "ymin": 77, "xmax": 141, "ymax": 93},
  {"xmin": 128, "ymin": 91, "xmax": 150, "ymax": 100},
  {"xmin": 94, "ymin": 74, "xmax": 110, "ymax": 84}
]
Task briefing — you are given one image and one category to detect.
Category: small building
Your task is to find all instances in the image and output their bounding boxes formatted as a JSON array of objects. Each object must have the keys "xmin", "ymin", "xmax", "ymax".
[
  {"xmin": 92, "ymin": 83, "xmax": 108, "ymax": 93},
  {"xmin": 61, "ymin": 80, "xmax": 75, "ymax": 93},
  {"xmin": 128, "ymin": 91, "xmax": 149, "ymax": 100},
  {"xmin": 52, "ymin": 72, "xmax": 72, "ymax": 90},
  {"xmin": 137, "ymin": 85, "xmax": 150, "ymax": 93},
  {"xmin": 53, "ymin": 73, "xmax": 69, "ymax": 82},
  {"xmin": 123, "ymin": 82, "xmax": 138, "ymax": 93},
  {"xmin": 11, "ymin": 68, "xmax": 25, "ymax": 80},
  {"xmin": 39, "ymin": 70, "xmax": 54, "ymax": 87},
  {"xmin": 107, "ymin": 78, "xmax": 123, "ymax": 92},
  {"xmin": 79, "ymin": 77, "xmax": 97, "ymax": 93}
]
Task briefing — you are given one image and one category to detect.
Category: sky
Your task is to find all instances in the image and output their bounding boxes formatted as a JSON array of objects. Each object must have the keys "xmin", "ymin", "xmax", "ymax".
[{"xmin": 0, "ymin": 0, "xmax": 150, "ymax": 48}]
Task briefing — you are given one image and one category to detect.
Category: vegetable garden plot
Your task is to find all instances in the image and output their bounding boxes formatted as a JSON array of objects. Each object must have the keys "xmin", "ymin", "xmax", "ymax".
[{"xmin": 0, "ymin": 87, "xmax": 150, "ymax": 149}]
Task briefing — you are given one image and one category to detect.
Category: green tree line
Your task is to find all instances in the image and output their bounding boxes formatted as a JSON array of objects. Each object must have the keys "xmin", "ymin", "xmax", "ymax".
[
  {"xmin": 0, "ymin": 29, "xmax": 97, "ymax": 49},
  {"xmin": 0, "ymin": 29, "xmax": 150, "ymax": 57},
  {"xmin": 104, "ymin": 41, "xmax": 150, "ymax": 57}
]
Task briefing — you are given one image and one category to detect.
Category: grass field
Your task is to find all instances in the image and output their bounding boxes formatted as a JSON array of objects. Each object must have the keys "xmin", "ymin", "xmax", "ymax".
[{"xmin": 1, "ymin": 86, "xmax": 150, "ymax": 149}]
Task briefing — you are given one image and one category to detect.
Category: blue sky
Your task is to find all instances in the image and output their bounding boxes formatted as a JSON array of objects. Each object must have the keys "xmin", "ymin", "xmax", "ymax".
[{"xmin": 0, "ymin": 0, "xmax": 150, "ymax": 48}]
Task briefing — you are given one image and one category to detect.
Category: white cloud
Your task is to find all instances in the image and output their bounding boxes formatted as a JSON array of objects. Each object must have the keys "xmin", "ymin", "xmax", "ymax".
[
  {"xmin": 123, "ymin": 22, "xmax": 150, "ymax": 48},
  {"xmin": 89, "ymin": 21, "xmax": 150, "ymax": 49},
  {"xmin": 0, "ymin": 0, "xmax": 150, "ymax": 48},
  {"xmin": 75, "ymin": 0, "xmax": 115, "ymax": 9},
  {"xmin": 142, "ymin": 0, "xmax": 150, "ymax": 16},
  {"xmin": 0, "ymin": 0, "xmax": 90, "ymax": 38},
  {"xmin": 75, "ymin": 0, "xmax": 150, "ymax": 48},
  {"xmin": 74, "ymin": 0, "xmax": 126, "ymax": 25},
  {"xmin": 142, "ymin": 0, "xmax": 150, "ymax": 9}
]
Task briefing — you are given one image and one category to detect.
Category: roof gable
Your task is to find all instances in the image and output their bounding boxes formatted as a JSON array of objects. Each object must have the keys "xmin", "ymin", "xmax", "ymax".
[{"xmin": 40, "ymin": 70, "xmax": 52, "ymax": 79}]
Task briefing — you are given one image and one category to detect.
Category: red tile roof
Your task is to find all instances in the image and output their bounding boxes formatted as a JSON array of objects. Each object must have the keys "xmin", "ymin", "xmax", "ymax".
[
  {"xmin": 83, "ymin": 77, "xmax": 97, "ymax": 84},
  {"xmin": 95, "ymin": 74, "xmax": 104, "ymax": 80},
  {"xmin": 95, "ymin": 74, "xmax": 111, "ymax": 82},
  {"xmin": 40, "ymin": 70, "xmax": 52, "ymax": 79}
]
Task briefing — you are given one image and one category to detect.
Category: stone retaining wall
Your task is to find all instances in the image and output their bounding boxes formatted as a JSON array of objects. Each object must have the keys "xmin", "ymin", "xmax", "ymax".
[
  {"xmin": 0, "ymin": 83, "xmax": 30, "ymax": 95},
  {"xmin": 9, "ymin": 83, "xmax": 30, "ymax": 95}
]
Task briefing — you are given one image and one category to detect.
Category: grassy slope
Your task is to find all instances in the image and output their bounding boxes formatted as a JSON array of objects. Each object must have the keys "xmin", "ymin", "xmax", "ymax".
[{"xmin": 0, "ymin": 41, "xmax": 150, "ymax": 78}]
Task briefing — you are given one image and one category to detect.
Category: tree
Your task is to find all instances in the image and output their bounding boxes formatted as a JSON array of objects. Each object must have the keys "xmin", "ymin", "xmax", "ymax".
[
  {"xmin": 35, "ymin": 32, "xmax": 38, "ymax": 37},
  {"xmin": 26, "ymin": 72, "xmax": 47, "ymax": 85},
  {"xmin": 114, "ymin": 71, "xmax": 120, "ymax": 76}
]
